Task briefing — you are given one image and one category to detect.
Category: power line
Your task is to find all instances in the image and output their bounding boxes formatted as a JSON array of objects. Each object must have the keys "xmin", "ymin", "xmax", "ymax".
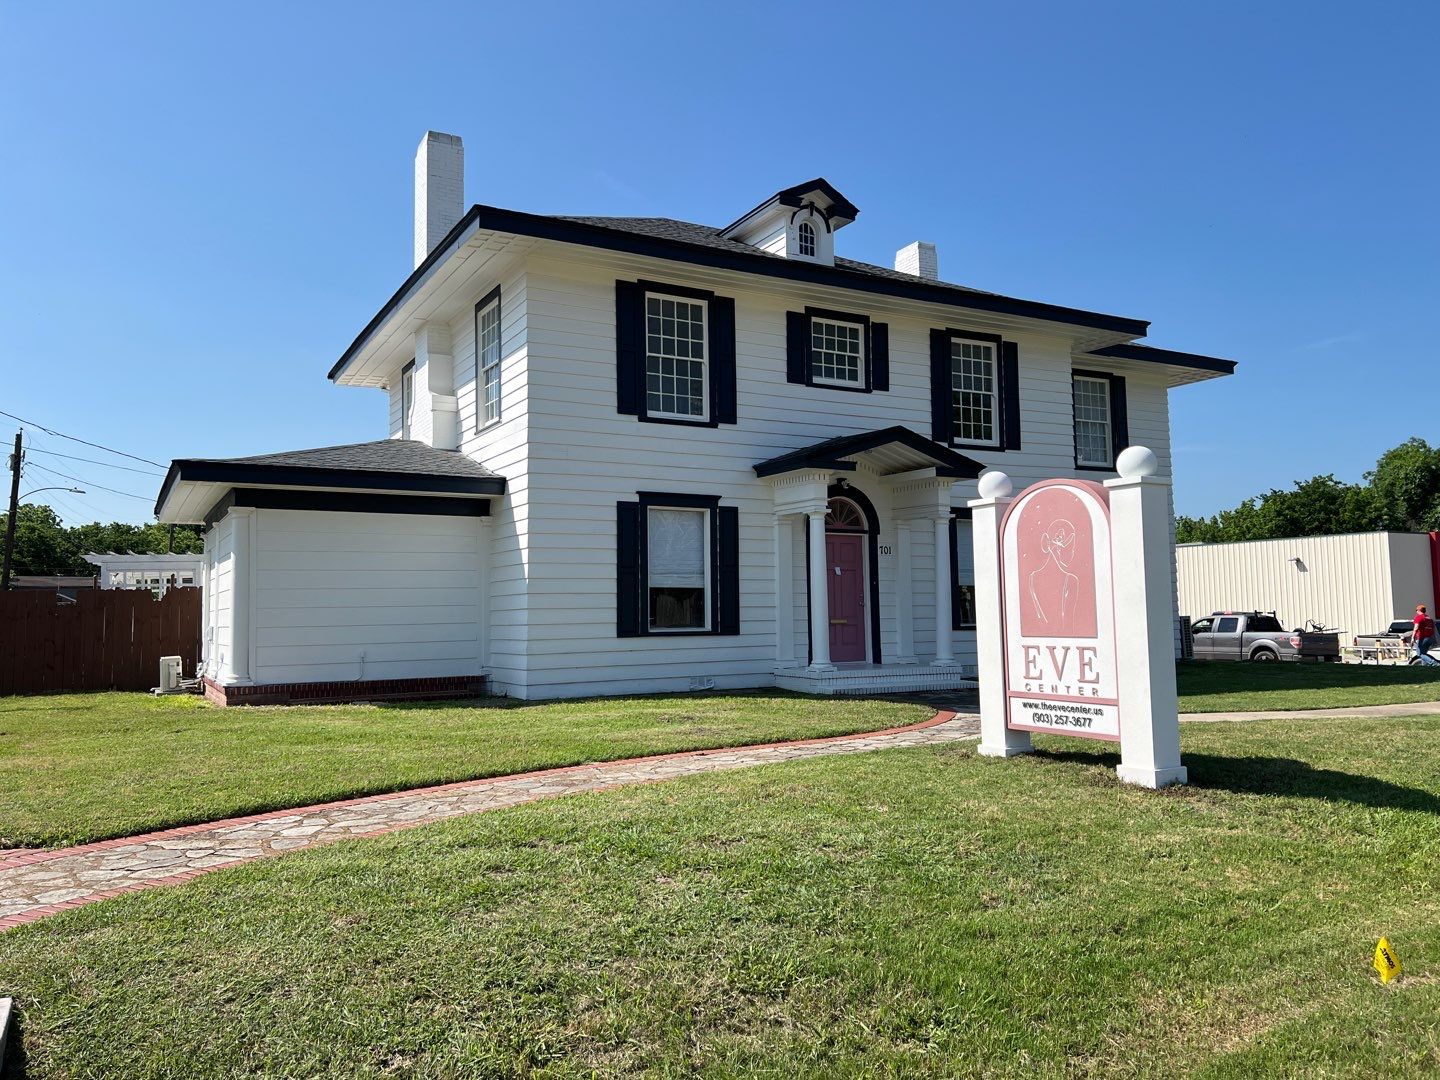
[
  {"xmin": 0, "ymin": 408, "xmax": 165, "ymax": 468},
  {"xmin": 24, "ymin": 460, "xmax": 152, "ymax": 501},
  {"xmin": 26, "ymin": 448, "xmax": 165, "ymax": 477}
]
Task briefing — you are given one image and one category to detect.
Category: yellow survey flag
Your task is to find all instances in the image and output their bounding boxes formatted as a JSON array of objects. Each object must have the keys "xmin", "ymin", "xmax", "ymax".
[{"xmin": 1374, "ymin": 938, "xmax": 1402, "ymax": 984}]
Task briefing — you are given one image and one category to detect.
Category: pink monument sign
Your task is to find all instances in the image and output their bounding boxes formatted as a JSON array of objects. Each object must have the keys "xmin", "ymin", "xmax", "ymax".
[{"xmin": 999, "ymin": 479, "xmax": 1119, "ymax": 740}]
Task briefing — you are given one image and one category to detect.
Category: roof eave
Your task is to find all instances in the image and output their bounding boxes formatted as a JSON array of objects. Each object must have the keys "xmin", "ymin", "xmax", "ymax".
[{"xmin": 331, "ymin": 205, "xmax": 1152, "ymax": 382}]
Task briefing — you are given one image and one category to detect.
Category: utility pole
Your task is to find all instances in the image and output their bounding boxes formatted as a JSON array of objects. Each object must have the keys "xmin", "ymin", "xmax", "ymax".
[{"xmin": 1, "ymin": 430, "xmax": 22, "ymax": 590}]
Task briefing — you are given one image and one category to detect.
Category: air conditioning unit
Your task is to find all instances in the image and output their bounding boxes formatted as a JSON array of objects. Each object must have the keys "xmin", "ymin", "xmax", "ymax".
[{"xmin": 158, "ymin": 656, "xmax": 183, "ymax": 693}]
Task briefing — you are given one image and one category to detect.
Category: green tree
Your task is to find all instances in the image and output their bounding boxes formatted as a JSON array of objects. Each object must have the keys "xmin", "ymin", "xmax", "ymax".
[
  {"xmin": 0, "ymin": 508, "xmax": 203, "ymax": 578},
  {"xmin": 1366, "ymin": 438, "xmax": 1440, "ymax": 531},
  {"xmin": 2, "ymin": 504, "xmax": 81, "ymax": 575}
]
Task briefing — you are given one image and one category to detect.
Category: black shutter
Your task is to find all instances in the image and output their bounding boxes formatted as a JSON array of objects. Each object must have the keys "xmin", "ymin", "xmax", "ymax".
[
  {"xmin": 929, "ymin": 329, "xmax": 951, "ymax": 442},
  {"xmin": 617, "ymin": 501, "xmax": 643, "ymax": 636},
  {"xmin": 870, "ymin": 322, "xmax": 889, "ymax": 392},
  {"xmin": 710, "ymin": 295, "xmax": 737, "ymax": 425},
  {"xmin": 716, "ymin": 505, "xmax": 740, "ymax": 635},
  {"xmin": 1001, "ymin": 340, "xmax": 1022, "ymax": 450},
  {"xmin": 615, "ymin": 281, "xmax": 644, "ymax": 416},
  {"xmin": 786, "ymin": 311, "xmax": 809, "ymax": 384},
  {"xmin": 1109, "ymin": 376, "xmax": 1129, "ymax": 460}
]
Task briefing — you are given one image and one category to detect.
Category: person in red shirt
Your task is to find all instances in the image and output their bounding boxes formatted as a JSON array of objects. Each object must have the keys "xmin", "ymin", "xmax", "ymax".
[{"xmin": 1413, "ymin": 604, "xmax": 1436, "ymax": 661}]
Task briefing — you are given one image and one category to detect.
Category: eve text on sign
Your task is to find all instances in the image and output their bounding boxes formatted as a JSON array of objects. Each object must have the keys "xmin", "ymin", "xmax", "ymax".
[{"xmin": 1001, "ymin": 480, "xmax": 1119, "ymax": 741}]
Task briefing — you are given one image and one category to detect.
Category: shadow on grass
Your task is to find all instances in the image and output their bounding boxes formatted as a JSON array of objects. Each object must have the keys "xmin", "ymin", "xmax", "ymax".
[{"xmin": 1034, "ymin": 747, "xmax": 1440, "ymax": 814}]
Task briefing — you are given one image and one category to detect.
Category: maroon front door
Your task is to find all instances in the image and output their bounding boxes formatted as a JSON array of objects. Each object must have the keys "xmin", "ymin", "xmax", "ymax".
[{"xmin": 826, "ymin": 532, "xmax": 867, "ymax": 662}]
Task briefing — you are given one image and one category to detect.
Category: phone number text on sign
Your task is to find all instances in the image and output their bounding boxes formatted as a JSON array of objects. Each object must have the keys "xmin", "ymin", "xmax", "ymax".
[{"xmin": 1010, "ymin": 699, "xmax": 1120, "ymax": 740}]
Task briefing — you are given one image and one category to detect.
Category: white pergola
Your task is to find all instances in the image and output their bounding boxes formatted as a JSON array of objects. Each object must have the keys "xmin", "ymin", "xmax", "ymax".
[{"xmin": 82, "ymin": 552, "xmax": 205, "ymax": 595}]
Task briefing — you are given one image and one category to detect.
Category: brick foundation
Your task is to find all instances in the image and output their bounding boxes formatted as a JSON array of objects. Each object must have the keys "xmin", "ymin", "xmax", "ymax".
[{"xmin": 202, "ymin": 674, "xmax": 489, "ymax": 707}]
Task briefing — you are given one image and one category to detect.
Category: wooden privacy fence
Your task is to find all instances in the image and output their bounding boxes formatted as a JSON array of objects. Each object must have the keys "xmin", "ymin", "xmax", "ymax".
[{"xmin": 0, "ymin": 587, "xmax": 201, "ymax": 695}]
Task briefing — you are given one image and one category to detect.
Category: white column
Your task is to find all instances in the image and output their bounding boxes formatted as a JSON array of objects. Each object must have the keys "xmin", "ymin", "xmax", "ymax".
[
  {"xmin": 200, "ymin": 529, "xmax": 214, "ymax": 679},
  {"xmin": 971, "ymin": 475, "xmax": 1031, "ymax": 758},
  {"xmin": 894, "ymin": 520, "xmax": 917, "ymax": 664},
  {"xmin": 477, "ymin": 516, "xmax": 492, "ymax": 671},
  {"xmin": 931, "ymin": 515, "xmax": 956, "ymax": 666},
  {"xmin": 225, "ymin": 506, "xmax": 255, "ymax": 685},
  {"xmin": 774, "ymin": 515, "xmax": 796, "ymax": 667},
  {"xmin": 807, "ymin": 509, "xmax": 834, "ymax": 671},
  {"xmin": 1106, "ymin": 449, "xmax": 1187, "ymax": 788}
]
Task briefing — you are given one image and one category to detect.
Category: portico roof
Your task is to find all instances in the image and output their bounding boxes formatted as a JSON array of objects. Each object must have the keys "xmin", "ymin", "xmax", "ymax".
[{"xmin": 753, "ymin": 426, "xmax": 985, "ymax": 480}]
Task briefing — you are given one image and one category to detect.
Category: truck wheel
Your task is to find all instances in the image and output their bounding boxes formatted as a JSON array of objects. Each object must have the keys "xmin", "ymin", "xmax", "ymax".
[{"xmin": 1251, "ymin": 648, "xmax": 1278, "ymax": 662}]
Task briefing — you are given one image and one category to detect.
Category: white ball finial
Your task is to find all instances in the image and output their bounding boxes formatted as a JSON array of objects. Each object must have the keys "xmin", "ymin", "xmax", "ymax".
[
  {"xmin": 977, "ymin": 470, "xmax": 1013, "ymax": 499},
  {"xmin": 1116, "ymin": 445, "xmax": 1158, "ymax": 478}
]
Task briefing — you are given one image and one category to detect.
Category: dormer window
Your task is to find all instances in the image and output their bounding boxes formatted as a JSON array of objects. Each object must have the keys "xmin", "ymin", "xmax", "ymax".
[{"xmin": 797, "ymin": 220, "xmax": 816, "ymax": 258}]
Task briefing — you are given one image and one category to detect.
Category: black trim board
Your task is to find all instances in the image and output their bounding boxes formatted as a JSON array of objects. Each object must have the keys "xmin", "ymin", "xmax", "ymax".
[
  {"xmin": 204, "ymin": 488, "xmax": 491, "ymax": 528},
  {"xmin": 329, "ymin": 204, "xmax": 1151, "ymax": 381},
  {"xmin": 157, "ymin": 459, "xmax": 506, "ymax": 517},
  {"xmin": 754, "ymin": 426, "xmax": 985, "ymax": 479},
  {"xmin": 1088, "ymin": 342, "xmax": 1236, "ymax": 375}
]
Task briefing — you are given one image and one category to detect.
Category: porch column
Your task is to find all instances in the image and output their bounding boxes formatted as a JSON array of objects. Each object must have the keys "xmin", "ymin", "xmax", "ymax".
[
  {"xmin": 477, "ymin": 516, "xmax": 492, "ymax": 671},
  {"xmin": 894, "ymin": 520, "xmax": 917, "ymax": 664},
  {"xmin": 774, "ymin": 514, "xmax": 796, "ymax": 667},
  {"xmin": 932, "ymin": 514, "xmax": 956, "ymax": 666},
  {"xmin": 807, "ymin": 509, "xmax": 834, "ymax": 671}
]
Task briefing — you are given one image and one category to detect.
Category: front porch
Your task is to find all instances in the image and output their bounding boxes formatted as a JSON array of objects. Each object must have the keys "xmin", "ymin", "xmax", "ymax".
[
  {"xmin": 756, "ymin": 426, "xmax": 987, "ymax": 695},
  {"xmin": 775, "ymin": 661, "xmax": 978, "ymax": 696}
]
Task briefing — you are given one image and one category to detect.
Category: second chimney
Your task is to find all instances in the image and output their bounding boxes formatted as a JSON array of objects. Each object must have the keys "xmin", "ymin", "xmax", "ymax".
[
  {"xmin": 895, "ymin": 241, "xmax": 939, "ymax": 281},
  {"xmin": 414, "ymin": 131, "xmax": 465, "ymax": 268}
]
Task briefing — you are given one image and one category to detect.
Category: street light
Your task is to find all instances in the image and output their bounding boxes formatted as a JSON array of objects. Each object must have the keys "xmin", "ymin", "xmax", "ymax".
[{"xmin": 20, "ymin": 486, "xmax": 86, "ymax": 501}]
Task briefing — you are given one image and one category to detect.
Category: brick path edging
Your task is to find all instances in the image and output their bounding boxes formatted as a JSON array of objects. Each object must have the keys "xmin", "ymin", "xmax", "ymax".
[{"xmin": 0, "ymin": 710, "xmax": 965, "ymax": 932}]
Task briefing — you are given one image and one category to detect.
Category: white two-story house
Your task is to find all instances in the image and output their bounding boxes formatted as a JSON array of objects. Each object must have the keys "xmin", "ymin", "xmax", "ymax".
[{"xmin": 156, "ymin": 131, "xmax": 1235, "ymax": 705}]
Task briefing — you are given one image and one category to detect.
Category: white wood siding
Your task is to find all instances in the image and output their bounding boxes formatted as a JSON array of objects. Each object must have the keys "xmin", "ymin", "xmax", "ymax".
[
  {"xmin": 512, "ymin": 254, "xmax": 1177, "ymax": 699},
  {"xmin": 248, "ymin": 508, "xmax": 485, "ymax": 685}
]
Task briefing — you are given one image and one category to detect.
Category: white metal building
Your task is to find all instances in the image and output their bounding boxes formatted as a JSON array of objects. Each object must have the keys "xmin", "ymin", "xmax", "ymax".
[{"xmin": 1176, "ymin": 531, "xmax": 1440, "ymax": 639}]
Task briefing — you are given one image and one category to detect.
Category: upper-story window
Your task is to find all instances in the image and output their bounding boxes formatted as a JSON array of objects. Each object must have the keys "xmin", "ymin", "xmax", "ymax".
[
  {"xmin": 952, "ymin": 338, "xmax": 999, "ymax": 446},
  {"xmin": 786, "ymin": 307, "xmax": 889, "ymax": 394},
  {"xmin": 810, "ymin": 317, "xmax": 865, "ymax": 387},
  {"xmin": 400, "ymin": 360, "xmax": 415, "ymax": 439},
  {"xmin": 1073, "ymin": 374, "xmax": 1112, "ymax": 466},
  {"xmin": 476, "ymin": 286, "xmax": 502, "ymax": 428},
  {"xmin": 645, "ymin": 292, "xmax": 708, "ymax": 421},
  {"xmin": 797, "ymin": 220, "xmax": 816, "ymax": 257}
]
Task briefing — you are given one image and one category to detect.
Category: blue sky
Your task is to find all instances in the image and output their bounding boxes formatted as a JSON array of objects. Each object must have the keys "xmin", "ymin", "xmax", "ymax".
[{"xmin": 2, "ymin": 1, "xmax": 1435, "ymax": 525}]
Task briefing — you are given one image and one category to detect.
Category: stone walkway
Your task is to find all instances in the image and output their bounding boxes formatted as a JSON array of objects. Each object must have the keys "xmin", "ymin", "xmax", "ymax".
[{"xmin": 0, "ymin": 711, "xmax": 978, "ymax": 932}]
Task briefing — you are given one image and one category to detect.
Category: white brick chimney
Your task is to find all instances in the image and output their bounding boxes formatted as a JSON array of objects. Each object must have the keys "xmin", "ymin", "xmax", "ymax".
[
  {"xmin": 414, "ymin": 131, "xmax": 465, "ymax": 268},
  {"xmin": 895, "ymin": 241, "xmax": 939, "ymax": 281}
]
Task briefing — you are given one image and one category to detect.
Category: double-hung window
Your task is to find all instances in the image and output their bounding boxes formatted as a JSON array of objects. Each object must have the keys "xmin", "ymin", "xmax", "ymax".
[
  {"xmin": 1071, "ymin": 369, "xmax": 1127, "ymax": 469},
  {"xmin": 476, "ymin": 287, "xmax": 502, "ymax": 427},
  {"xmin": 952, "ymin": 338, "xmax": 998, "ymax": 446},
  {"xmin": 645, "ymin": 293, "xmax": 708, "ymax": 420},
  {"xmin": 646, "ymin": 505, "xmax": 710, "ymax": 631},
  {"xmin": 400, "ymin": 361, "xmax": 415, "ymax": 439},
  {"xmin": 1073, "ymin": 375, "xmax": 1112, "ymax": 466},
  {"xmin": 810, "ymin": 317, "xmax": 865, "ymax": 387}
]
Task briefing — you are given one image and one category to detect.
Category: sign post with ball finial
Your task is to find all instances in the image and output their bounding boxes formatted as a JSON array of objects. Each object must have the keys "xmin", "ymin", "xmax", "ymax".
[{"xmin": 969, "ymin": 446, "xmax": 1186, "ymax": 788}]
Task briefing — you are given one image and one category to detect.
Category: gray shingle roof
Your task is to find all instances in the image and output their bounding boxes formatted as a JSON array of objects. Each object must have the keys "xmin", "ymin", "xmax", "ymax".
[
  {"xmin": 215, "ymin": 439, "xmax": 501, "ymax": 479},
  {"xmin": 554, "ymin": 216, "xmax": 1001, "ymax": 299}
]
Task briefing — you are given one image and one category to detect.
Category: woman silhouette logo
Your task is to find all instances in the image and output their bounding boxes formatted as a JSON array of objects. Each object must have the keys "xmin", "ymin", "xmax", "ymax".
[{"xmin": 1015, "ymin": 489, "xmax": 1097, "ymax": 638}]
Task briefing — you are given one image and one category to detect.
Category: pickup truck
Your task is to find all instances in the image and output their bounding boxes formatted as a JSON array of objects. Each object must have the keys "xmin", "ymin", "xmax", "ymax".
[{"xmin": 1188, "ymin": 611, "xmax": 1341, "ymax": 662}]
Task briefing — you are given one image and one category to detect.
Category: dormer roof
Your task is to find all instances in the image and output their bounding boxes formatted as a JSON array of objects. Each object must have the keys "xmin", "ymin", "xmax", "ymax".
[{"xmin": 719, "ymin": 178, "xmax": 859, "ymax": 241}]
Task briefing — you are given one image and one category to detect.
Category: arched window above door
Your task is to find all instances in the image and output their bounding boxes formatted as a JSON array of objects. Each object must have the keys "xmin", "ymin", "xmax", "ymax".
[{"xmin": 825, "ymin": 496, "xmax": 866, "ymax": 531}]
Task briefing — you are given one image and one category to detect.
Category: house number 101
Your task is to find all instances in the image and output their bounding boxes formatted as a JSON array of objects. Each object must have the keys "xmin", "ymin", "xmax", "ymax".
[{"xmin": 879, "ymin": 545, "xmax": 893, "ymax": 556}]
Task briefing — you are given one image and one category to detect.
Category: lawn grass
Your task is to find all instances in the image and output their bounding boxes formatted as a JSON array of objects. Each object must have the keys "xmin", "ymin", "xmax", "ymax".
[
  {"xmin": 0, "ymin": 691, "xmax": 929, "ymax": 849},
  {"xmin": 1177, "ymin": 660, "xmax": 1440, "ymax": 713},
  {"xmin": 2, "ymin": 715, "xmax": 1437, "ymax": 1077}
]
